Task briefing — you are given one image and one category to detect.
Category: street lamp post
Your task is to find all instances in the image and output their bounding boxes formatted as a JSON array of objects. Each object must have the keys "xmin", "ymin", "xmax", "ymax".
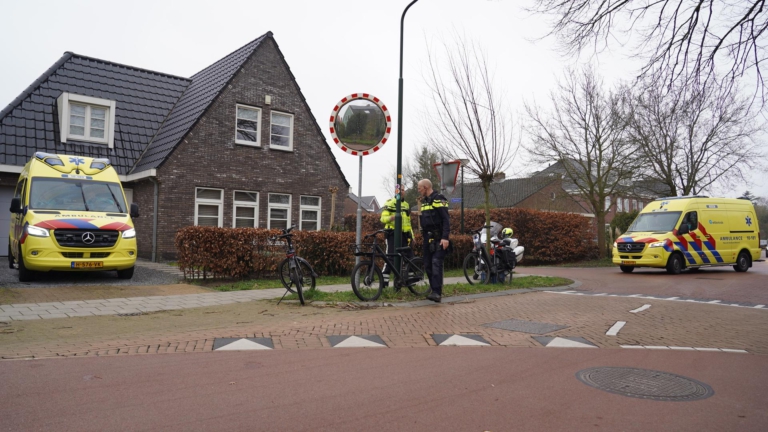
[{"xmin": 394, "ymin": 0, "xmax": 419, "ymax": 272}]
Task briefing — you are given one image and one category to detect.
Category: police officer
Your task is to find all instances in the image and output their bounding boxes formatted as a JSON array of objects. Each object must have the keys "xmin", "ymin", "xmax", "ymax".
[
  {"xmin": 380, "ymin": 186, "xmax": 414, "ymax": 287},
  {"xmin": 417, "ymin": 179, "xmax": 450, "ymax": 303}
]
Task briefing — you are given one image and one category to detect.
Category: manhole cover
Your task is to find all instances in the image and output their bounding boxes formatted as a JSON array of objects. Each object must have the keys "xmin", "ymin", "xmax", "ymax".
[
  {"xmin": 576, "ymin": 367, "xmax": 714, "ymax": 401},
  {"xmin": 483, "ymin": 319, "xmax": 567, "ymax": 334}
]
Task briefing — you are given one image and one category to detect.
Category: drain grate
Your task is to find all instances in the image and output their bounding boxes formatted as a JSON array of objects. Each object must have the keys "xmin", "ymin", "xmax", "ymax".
[
  {"xmin": 116, "ymin": 312, "xmax": 144, "ymax": 317},
  {"xmin": 483, "ymin": 319, "xmax": 567, "ymax": 334},
  {"xmin": 576, "ymin": 367, "xmax": 714, "ymax": 401}
]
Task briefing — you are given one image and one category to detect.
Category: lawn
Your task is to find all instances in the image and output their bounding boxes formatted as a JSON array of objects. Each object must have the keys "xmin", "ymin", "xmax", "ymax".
[{"xmin": 281, "ymin": 275, "xmax": 573, "ymax": 303}]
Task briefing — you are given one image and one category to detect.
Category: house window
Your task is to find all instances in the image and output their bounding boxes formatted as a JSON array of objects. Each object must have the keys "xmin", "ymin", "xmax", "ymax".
[
  {"xmin": 605, "ymin": 196, "xmax": 611, "ymax": 210},
  {"xmin": 233, "ymin": 190, "xmax": 259, "ymax": 228},
  {"xmin": 235, "ymin": 105, "xmax": 261, "ymax": 146},
  {"xmin": 300, "ymin": 195, "xmax": 321, "ymax": 231},
  {"xmin": 633, "ymin": 199, "xmax": 639, "ymax": 211},
  {"xmin": 624, "ymin": 199, "xmax": 630, "ymax": 212},
  {"xmin": 268, "ymin": 193, "xmax": 291, "ymax": 229},
  {"xmin": 270, "ymin": 112, "xmax": 294, "ymax": 151},
  {"xmin": 195, "ymin": 188, "xmax": 223, "ymax": 227},
  {"xmin": 617, "ymin": 198, "xmax": 623, "ymax": 212},
  {"xmin": 57, "ymin": 93, "xmax": 116, "ymax": 147}
]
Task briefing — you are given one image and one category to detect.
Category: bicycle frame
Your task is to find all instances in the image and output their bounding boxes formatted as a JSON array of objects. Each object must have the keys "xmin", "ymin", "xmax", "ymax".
[{"xmin": 363, "ymin": 232, "xmax": 417, "ymax": 286}]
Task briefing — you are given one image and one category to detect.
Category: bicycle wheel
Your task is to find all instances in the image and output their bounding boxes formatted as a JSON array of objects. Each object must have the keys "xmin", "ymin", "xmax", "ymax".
[
  {"xmin": 463, "ymin": 253, "xmax": 489, "ymax": 285},
  {"xmin": 278, "ymin": 258, "xmax": 316, "ymax": 293},
  {"xmin": 351, "ymin": 261, "xmax": 384, "ymax": 301},
  {"xmin": 292, "ymin": 267, "xmax": 305, "ymax": 305},
  {"xmin": 405, "ymin": 257, "xmax": 430, "ymax": 296},
  {"xmin": 295, "ymin": 258, "xmax": 316, "ymax": 291}
]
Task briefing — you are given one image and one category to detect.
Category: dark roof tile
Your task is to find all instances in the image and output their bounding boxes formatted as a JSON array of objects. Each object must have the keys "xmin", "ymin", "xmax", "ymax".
[{"xmin": 131, "ymin": 33, "xmax": 269, "ymax": 172}]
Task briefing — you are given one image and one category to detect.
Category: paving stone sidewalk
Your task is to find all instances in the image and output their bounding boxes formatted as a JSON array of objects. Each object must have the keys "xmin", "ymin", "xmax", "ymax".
[{"xmin": 0, "ymin": 276, "xmax": 482, "ymax": 321}]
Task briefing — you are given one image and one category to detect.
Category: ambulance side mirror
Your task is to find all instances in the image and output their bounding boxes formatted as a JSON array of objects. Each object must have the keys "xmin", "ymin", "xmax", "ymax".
[
  {"xmin": 130, "ymin": 203, "xmax": 140, "ymax": 219},
  {"xmin": 9, "ymin": 198, "xmax": 22, "ymax": 214},
  {"xmin": 677, "ymin": 224, "xmax": 689, "ymax": 235}
]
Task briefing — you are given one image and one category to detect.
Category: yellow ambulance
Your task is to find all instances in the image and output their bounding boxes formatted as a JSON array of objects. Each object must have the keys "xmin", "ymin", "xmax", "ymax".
[
  {"xmin": 8, "ymin": 152, "xmax": 138, "ymax": 282},
  {"xmin": 612, "ymin": 196, "xmax": 761, "ymax": 274}
]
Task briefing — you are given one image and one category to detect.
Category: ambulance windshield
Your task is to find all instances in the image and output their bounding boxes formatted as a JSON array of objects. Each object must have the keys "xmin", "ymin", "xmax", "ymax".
[
  {"xmin": 30, "ymin": 178, "xmax": 126, "ymax": 213},
  {"xmin": 627, "ymin": 211, "xmax": 682, "ymax": 232}
]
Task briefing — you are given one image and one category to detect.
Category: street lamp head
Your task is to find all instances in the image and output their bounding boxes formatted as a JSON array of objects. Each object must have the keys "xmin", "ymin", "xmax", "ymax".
[{"xmin": 459, "ymin": 158, "xmax": 470, "ymax": 167}]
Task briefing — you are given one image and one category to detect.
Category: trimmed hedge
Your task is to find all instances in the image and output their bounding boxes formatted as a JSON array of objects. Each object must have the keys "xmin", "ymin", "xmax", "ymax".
[{"xmin": 177, "ymin": 207, "xmax": 596, "ymax": 279}]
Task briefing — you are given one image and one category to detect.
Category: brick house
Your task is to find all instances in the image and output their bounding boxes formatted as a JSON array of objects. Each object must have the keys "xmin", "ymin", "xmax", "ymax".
[
  {"xmin": 344, "ymin": 192, "xmax": 380, "ymax": 215},
  {"xmin": 444, "ymin": 176, "xmax": 590, "ymax": 216},
  {"xmin": 0, "ymin": 32, "xmax": 349, "ymax": 260}
]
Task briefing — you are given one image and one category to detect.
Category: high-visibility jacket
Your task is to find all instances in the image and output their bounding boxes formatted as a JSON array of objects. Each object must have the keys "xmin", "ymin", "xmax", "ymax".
[
  {"xmin": 420, "ymin": 191, "xmax": 450, "ymax": 241},
  {"xmin": 381, "ymin": 198, "xmax": 413, "ymax": 233}
]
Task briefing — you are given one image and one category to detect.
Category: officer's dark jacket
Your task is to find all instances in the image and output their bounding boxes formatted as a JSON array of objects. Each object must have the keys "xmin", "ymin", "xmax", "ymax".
[{"xmin": 420, "ymin": 191, "xmax": 450, "ymax": 241}]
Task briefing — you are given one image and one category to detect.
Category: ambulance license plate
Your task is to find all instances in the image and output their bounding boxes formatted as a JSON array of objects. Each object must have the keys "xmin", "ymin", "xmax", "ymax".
[
  {"xmin": 72, "ymin": 261, "xmax": 103, "ymax": 269},
  {"xmin": 621, "ymin": 260, "xmax": 636, "ymax": 265}
]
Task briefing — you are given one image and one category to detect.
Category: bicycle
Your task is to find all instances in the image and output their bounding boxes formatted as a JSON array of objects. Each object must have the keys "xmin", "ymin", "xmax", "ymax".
[
  {"xmin": 350, "ymin": 229, "xmax": 430, "ymax": 301},
  {"xmin": 462, "ymin": 226, "xmax": 514, "ymax": 286},
  {"xmin": 270, "ymin": 226, "xmax": 317, "ymax": 306}
]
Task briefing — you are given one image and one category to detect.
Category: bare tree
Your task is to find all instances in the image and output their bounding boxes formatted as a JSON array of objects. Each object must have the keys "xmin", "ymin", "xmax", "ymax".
[
  {"xmin": 525, "ymin": 67, "xmax": 636, "ymax": 257},
  {"xmin": 422, "ymin": 36, "xmax": 518, "ymax": 246},
  {"xmin": 530, "ymin": 0, "xmax": 768, "ymax": 103},
  {"xmin": 630, "ymin": 79, "xmax": 763, "ymax": 195}
]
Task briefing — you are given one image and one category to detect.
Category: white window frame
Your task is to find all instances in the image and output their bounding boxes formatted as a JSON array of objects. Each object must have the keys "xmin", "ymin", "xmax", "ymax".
[
  {"xmin": 57, "ymin": 92, "xmax": 116, "ymax": 147},
  {"xmin": 232, "ymin": 190, "xmax": 259, "ymax": 228},
  {"xmin": 624, "ymin": 198, "xmax": 630, "ymax": 212},
  {"xmin": 605, "ymin": 196, "xmax": 611, "ymax": 211},
  {"xmin": 617, "ymin": 198, "xmax": 623, "ymax": 212},
  {"xmin": 270, "ymin": 111, "xmax": 294, "ymax": 151},
  {"xmin": 194, "ymin": 187, "xmax": 223, "ymax": 227},
  {"xmin": 235, "ymin": 104, "xmax": 262, "ymax": 147},
  {"xmin": 299, "ymin": 195, "xmax": 321, "ymax": 231},
  {"xmin": 267, "ymin": 193, "xmax": 291, "ymax": 229}
]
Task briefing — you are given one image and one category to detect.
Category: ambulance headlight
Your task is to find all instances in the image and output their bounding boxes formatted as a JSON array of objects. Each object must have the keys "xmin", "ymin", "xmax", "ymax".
[
  {"xmin": 648, "ymin": 241, "xmax": 664, "ymax": 248},
  {"xmin": 122, "ymin": 228, "xmax": 136, "ymax": 239},
  {"xmin": 613, "ymin": 242, "xmax": 617, "ymax": 248},
  {"xmin": 26, "ymin": 226, "xmax": 50, "ymax": 237}
]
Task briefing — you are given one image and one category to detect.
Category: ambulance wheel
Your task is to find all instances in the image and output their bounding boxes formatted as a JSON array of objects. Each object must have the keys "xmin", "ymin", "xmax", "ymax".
[
  {"xmin": 17, "ymin": 246, "xmax": 34, "ymax": 282},
  {"xmin": 117, "ymin": 266, "xmax": 135, "ymax": 279},
  {"xmin": 619, "ymin": 265, "xmax": 634, "ymax": 273},
  {"xmin": 733, "ymin": 251, "xmax": 750, "ymax": 272},
  {"xmin": 665, "ymin": 253, "xmax": 684, "ymax": 275}
]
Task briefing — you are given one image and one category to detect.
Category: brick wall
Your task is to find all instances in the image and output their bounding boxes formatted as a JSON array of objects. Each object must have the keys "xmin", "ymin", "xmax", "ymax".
[{"xmin": 144, "ymin": 37, "xmax": 348, "ymax": 260}]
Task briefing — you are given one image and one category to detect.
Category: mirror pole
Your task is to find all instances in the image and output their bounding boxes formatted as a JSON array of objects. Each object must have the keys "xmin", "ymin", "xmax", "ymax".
[
  {"xmin": 396, "ymin": 0, "xmax": 419, "ymax": 273},
  {"xmin": 356, "ymin": 155, "xmax": 363, "ymax": 266}
]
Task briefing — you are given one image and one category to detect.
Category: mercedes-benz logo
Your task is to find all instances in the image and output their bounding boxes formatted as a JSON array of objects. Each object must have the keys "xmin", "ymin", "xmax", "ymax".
[
  {"xmin": 82, "ymin": 232, "xmax": 95, "ymax": 244},
  {"xmin": 621, "ymin": 244, "xmax": 633, "ymax": 252}
]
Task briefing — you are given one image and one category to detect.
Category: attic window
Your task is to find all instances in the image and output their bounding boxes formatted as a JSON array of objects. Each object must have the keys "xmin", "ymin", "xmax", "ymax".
[
  {"xmin": 235, "ymin": 104, "xmax": 261, "ymax": 146},
  {"xmin": 57, "ymin": 93, "xmax": 116, "ymax": 147},
  {"xmin": 270, "ymin": 112, "xmax": 294, "ymax": 151}
]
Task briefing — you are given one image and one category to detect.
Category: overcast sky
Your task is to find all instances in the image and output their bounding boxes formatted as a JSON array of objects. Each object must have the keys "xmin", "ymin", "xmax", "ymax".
[{"xmin": 1, "ymin": 0, "xmax": 765, "ymax": 203}]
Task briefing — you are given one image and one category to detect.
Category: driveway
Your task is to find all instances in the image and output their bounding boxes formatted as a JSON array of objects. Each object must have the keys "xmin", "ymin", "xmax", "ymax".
[{"xmin": 0, "ymin": 259, "xmax": 182, "ymax": 288}]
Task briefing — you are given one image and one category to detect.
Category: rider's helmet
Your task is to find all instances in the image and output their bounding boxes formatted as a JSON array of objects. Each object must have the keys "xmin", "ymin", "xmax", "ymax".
[{"xmin": 501, "ymin": 227, "xmax": 513, "ymax": 239}]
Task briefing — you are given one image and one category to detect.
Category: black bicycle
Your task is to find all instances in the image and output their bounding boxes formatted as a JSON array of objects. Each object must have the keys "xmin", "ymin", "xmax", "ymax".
[
  {"xmin": 463, "ymin": 226, "xmax": 514, "ymax": 286},
  {"xmin": 350, "ymin": 229, "xmax": 430, "ymax": 301},
  {"xmin": 271, "ymin": 226, "xmax": 317, "ymax": 305}
]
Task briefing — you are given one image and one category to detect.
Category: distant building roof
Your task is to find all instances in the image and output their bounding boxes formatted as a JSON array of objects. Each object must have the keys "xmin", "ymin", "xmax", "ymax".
[
  {"xmin": 444, "ymin": 176, "xmax": 557, "ymax": 209},
  {"xmin": 347, "ymin": 193, "xmax": 380, "ymax": 212}
]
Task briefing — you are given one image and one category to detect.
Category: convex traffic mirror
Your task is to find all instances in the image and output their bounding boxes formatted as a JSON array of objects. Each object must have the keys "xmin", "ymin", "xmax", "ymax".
[{"xmin": 330, "ymin": 93, "xmax": 391, "ymax": 155}]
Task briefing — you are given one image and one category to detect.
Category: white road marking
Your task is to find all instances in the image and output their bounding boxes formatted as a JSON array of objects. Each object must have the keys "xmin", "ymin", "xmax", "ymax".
[
  {"xmin": 645, "ymin": 346, "xmax": 670, "ymax": 349},
  {"xmin": 334, "ymin": 336, "xmax": 387, "ymax": 348},
  {"xmin": 605, "ymin": 321, "xmax": 626, "ymax": 336},
  {"xmin": 669, "ymin": 347, "xmax": 695, "ymax": 350},
  {"xmin": 694, "ymin": 347, "xmax": 721, "ymax": 352},
  {"xmin": 621, "ymin": 346, "xmax": 748, "ymax": 353},
  {"xmin": 620, "ymin": 345, "xmax": 644, "ymax": 349},
  {"xmin": 215, "ymin": 339, "xmax": 272, "ymax": 351},
  {"xmin": 708, "ymin": 300, "xmax": 721, "ymax": 304},
  {"xmin": 439, "ymin": 335, "xmax": 490, "ymax": 347},
  {"xmin": 755, "ymin": 305, "xmax": 765, "ymax": 308},
  {"xmin": 545, "ymin": 337, "xmax": 597, "ymax": 348},
  {"xmin": 720, "ymin": 349, "xmax": 748, "ymax": 353},
  {"xmin": 630, "ymin": 304, "xmax": 652, "ymax": 313},
  {"xmin": 667, "ymin": 297, "xmax": 679, "ymax": 300}
]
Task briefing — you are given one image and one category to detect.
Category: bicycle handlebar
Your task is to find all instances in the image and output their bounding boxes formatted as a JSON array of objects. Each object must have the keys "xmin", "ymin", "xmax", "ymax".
[{"xmin": 364, "ymin": 229, "xmax": 387, "ymax": 239}]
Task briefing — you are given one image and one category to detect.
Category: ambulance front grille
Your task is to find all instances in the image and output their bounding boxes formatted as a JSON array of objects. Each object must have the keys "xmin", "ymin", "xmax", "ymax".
[
  {"xmin": 53, "ymin": 230, "xmax": 119, "ymax": 248},
  {"xmin": 616, "ymin": 242, "xmax": 646, "ymax": 253}
]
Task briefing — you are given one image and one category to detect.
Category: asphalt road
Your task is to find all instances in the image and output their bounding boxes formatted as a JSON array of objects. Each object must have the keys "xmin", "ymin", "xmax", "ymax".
[{"xmin": 0, "ymin": 347, "xmax": 765, "ymax": 431}]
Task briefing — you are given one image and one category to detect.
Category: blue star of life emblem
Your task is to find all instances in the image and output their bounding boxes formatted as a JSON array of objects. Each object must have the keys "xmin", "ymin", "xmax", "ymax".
[
  {"xmin": 69, "ymin": 157, "xmax": 85, "ymax": 165},
  {"xmin": 745, "ymin": 216, "xmax": 752, "ymax": 226}
]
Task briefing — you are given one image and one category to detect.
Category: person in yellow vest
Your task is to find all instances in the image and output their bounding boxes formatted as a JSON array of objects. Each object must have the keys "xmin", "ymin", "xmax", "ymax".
[{"xmin": 380, "ymin": 186, "xmax": 414, "ymax": 288}]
